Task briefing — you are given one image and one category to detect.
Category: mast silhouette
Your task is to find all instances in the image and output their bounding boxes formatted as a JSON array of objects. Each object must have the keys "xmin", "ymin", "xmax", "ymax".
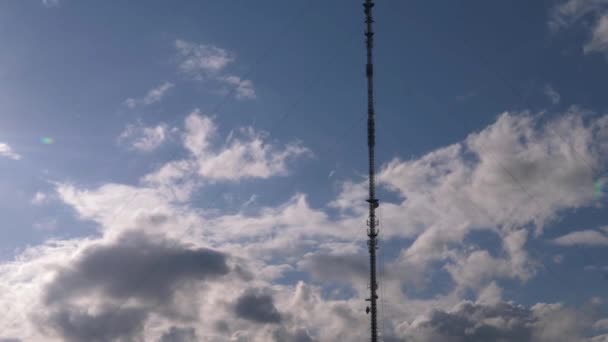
[{"xmin": 363, "ymin": 0, "xmax": 379, "ymax": 341}]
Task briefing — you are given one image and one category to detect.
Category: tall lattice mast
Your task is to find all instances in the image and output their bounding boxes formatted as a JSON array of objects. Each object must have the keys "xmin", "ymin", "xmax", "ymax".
[{"xmin": 363, "ymin": 0, "xmax": 379, "ymax": 341}]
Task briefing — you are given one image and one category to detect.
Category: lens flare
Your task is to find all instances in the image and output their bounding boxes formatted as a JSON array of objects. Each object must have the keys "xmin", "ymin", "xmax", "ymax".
[{"xmin": 40, "ymin": 137, "xmax": 54, "ymax": 145}]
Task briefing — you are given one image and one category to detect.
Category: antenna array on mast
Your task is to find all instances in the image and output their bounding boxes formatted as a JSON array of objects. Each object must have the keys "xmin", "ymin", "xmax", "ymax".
[{"xmin": 363, "ymin": 0, "xmax": 380, "ymax": 341}]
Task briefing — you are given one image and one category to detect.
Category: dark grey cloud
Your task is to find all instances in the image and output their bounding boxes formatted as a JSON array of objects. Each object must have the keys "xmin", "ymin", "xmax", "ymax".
[
  {"xmin": 302, "ymin": 254, "xmax": 369, "ymax": 284},
  {"xmin": 45, "ymin": 231, "xmax": 229, "ymax": 306},
  {"xmin": 0, "ymin": 339, "xmax": 23, "ymax": 342},
  {"xmin": 38, "ymin": 231, "xmax": 231, "ymax": 341},
  {"xmin": 273, "ymin": 327, "xmax": 317, "ymax": 342},
  {"xmin": 159, "ymin": 326, "xmax": 197, "ymax": 342},
  {"xmin": 402, "ymin": 301, "xmax": 590, "ymax": 342},
  {"xmin": 412, "ymin": 302, "xmax": 534, "ymax": 342},
  {"xmin": 215, "ymin": 320, "xmax": 230, "ymax": 333},
  {"xmin": 234, "ymin": 291, "xmax": 282, "ymax": 324},
  {"xmin": 416, "ymin": 304, "xmax": 533, "ymax": 342},
  {"xmin": 43, "ymin": 305, "xmax": 147, "ymax": 342},
  {"xmin": 138, "ymin": 213, "xmax": 170, "ymax": 226},
  {"xmin": 332, "ymin": 303, "xmax": 359, "ymax": 323}
]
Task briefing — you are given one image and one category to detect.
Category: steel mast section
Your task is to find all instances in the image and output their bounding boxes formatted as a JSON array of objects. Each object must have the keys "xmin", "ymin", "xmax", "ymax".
[{"xmin": 363, "ymin": 0, "xmax": 379, "ymax": 341}]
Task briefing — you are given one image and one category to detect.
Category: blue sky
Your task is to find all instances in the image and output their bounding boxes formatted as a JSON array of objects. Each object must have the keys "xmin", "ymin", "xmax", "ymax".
[{"xmin": 1, "ymin": 1, "xmax": 608, "ymax": 341}]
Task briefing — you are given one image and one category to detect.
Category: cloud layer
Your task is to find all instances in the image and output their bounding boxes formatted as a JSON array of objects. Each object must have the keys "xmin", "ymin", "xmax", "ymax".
[{"xmin": 1, "ymin": 110, "xmax": 608, "ymax": 341}]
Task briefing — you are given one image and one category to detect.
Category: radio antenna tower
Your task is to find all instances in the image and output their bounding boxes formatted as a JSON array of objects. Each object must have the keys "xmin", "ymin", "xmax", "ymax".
[{"xmin": 363, "ymin": 0, "xmax": 380, "ymax": 341}]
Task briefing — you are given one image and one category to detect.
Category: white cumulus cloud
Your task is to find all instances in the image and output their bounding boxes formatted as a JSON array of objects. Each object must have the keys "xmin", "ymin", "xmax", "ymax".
[
  {"xmin": 166, "ymin": 109, "xmax": 310, "ymax": 181},
  {"xmin": 549, "ymin": 0, "xmax": 608, "ymax": 31},
  {"xmin": 175, "ymin": 40, "xmax": 255, "ymax": 100},
  {"xmin": 119, "ymin": 122, "xmax": 170, "ymax": 152},
  {"xmin": 175, "ymin": 39, "xmax": 234, "ymax": 75},
  {"xmin": 549, "ymin": 0, "xmax": 608, "ymax": 56},
  {"xmin": 585, "ymin": 13, "xmax": 608, "ymax": 53},
  {"xmin": 0, "ymin": 143, "xmax": 21, "ymax": 160},
  {"xmin": 331, "ymin": 109, "xmax": 608, "ymax": 291},
  {"xmin": 544, "ymin": 84, "xmax": 561, "ymax": 105},
  {"xmin": 219, "ymin": 75, "xmax": 256, "ymax": 100},
  {"xmin": 125, "ymin": 82, "xmax": 174, "ymax": 108},
  {"xmin": 2, "ymin": 110, "xmax": 608, "ymax": 341},
  {"xmin": 553, "ymin": 228, "xmax": 608, "ymax": 246},
  {"xmin": 31, "ymin": 192, "xmax": 50, "ymax": 205}
]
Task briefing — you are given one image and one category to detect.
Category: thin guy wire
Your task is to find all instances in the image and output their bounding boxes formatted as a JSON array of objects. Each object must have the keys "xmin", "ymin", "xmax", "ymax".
[
  {"xmin": 86, "ymin": 26, "xmax": 365, "ymax": 341},
  {"xmin": 0, "ymin": 189, "xmax": 143, "ymax": 337},
  {"xmin": 0, "ymin": 3, "xmax": 326, "ymax": 339},
  {"xmin": 393, "ymin": 16, "xmax": 605, "ymax": 286},
  {"xmin": 370, "ymin": 72, "xmax": 592, "ymax": 324},
  {"xmin": 317, "ymin": 18, "xmax": 599, "ymax": 338},
  {"xmin": 83, "ymin": 27, "xmax": 363, "ymax": 342},
  {"xmin": 456, "ymin": 34, "xmax": 607, "ymax": 275}
]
